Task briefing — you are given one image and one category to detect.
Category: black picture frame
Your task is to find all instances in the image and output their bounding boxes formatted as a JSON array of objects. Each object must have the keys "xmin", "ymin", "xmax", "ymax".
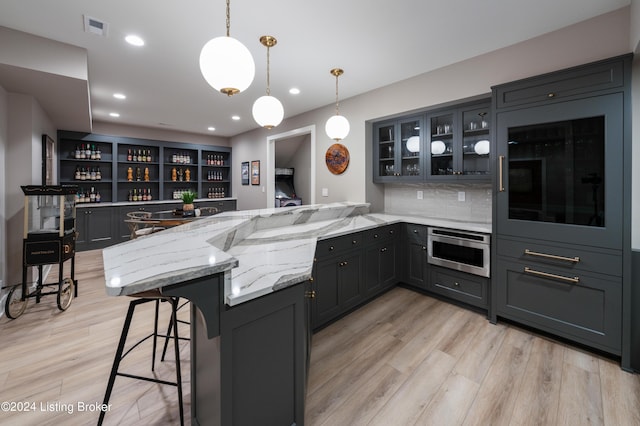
[{"xmin": 241, "ymin": 161, "xmax": 250, "ymax": 185}]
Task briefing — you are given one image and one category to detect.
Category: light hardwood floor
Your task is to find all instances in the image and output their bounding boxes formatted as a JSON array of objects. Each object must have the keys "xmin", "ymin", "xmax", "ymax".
[{"xmin": 1, "ymin": 249, "xmax": 639, "ymax": 425}]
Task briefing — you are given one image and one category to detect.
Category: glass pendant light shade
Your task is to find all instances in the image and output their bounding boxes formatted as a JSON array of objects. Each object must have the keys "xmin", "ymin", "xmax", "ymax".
[
  {"xmin": 325, "ymin": 68, "xmax": 350, "ymax": 141},
  {"xmin": 200, "ymin": 36, "xmax": 255, "ymax": 96},
  {"xmin": 252, "ymin": 95, "xmax": 284, "ymax": 129},
  {"xmin": 325, "ymin": 114, "xmax": 350, "ymax": 141}
]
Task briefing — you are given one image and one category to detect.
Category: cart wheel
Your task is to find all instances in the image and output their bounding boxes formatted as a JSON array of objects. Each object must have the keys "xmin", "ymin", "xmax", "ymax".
[
  {"xmin": 57, "ymin": 278, "xmax": 74, "ymax": 311},
  {"xmin": 5, "ymin": 286, "xmax": 28, "ymax": 319}
]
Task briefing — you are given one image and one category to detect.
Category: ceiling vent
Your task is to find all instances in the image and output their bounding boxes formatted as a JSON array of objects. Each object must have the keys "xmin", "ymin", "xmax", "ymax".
[{"xmin": 83, "ymin": 15, "xmax": 109, "ymax": 37}]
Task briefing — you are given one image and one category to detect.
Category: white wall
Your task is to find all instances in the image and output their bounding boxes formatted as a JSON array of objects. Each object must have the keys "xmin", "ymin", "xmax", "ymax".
[
  {"xmin": 0, "ymin": 84, "xmax": 7, "ymax": 289},
  {"xmin": 5, "ymin": 93, "xmax": 55, "ymax": 286},
  {"xmin": 230, "ymin": 7, "xmax": 632, "ymax": 213}
]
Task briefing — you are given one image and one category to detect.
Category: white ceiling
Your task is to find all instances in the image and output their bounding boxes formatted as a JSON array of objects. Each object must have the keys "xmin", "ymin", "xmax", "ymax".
[{"xmin": 0, "ymin": 0, "xmax": 630, "ymax": 137}]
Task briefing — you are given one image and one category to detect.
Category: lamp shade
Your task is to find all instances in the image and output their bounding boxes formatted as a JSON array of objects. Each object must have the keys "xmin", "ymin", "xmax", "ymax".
[
  {"xmin": 252, "ymin": 95, "xmax": 284, "ymax": 129},
  {"xmin": 199, "ymin": 36, "xmax": 255, "ymax": 96},
  {"xmin": 325, "ymin": 114, "xmax": 350, "ymax": 141}
]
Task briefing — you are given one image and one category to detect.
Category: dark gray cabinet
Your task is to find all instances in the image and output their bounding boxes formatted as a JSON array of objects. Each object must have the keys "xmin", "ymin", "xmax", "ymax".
[
  {"xmin": 311, "ymin": 234, "xmax": 364, "ymax": 330},
  {"xmin": 373, "ymin": 116, "xmax": 424, "ymax": 182},
  {"xmin": 429, "ymin": 265, "xmax": 488, "ymax": 309},
  {"xmin": 492, "ymin": 54, "xmax": 632, "ymax": 365},
  {"xmin": 426, "ymin": 101, "xmax": 491, "ymax": 181},
  {"xmin": 75, "ymin": 206, "xmax": 114, "ymax": 251},
  {"xmin": 402, "ymin": 224, "xmax": 429, "ymax": 289},
  {"xmin": 364, "ymin": 224, "xmax": 400, "ymax": 297}
]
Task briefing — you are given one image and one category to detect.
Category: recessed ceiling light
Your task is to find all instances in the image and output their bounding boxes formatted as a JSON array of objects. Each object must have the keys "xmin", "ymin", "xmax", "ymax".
[
  {"xmin": 113, "ymin": 93, "xmax": 126, "ymax": 100},
  {"xmin": 207, "ymin": 126, "xmax": 216, "ymax": 131},
  {"xmin": 109, "ymin": 112, "xmax": 120, "ymax": 117},
  {"xmin": 231, "ymin": 115, "xmax": 240, "ymax": 121},
  {"xmin": 289, "ymin": 88, "xmax": 300, "ymax": 95},
  {"xmin": 125, "ymin": 34, "xmax": 145, "ymax": 46}
]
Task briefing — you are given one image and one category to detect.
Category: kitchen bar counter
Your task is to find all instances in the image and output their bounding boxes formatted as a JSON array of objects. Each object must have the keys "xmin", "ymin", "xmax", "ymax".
[{"xmin": 103, "ymin": 202, "xmax": 490, "ymax": 304}]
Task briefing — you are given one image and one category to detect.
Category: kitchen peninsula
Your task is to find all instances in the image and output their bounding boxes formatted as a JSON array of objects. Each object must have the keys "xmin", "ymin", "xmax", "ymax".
[{"xmin": 102, "ymin": 202, "xmax": 491, "ymax": 425}]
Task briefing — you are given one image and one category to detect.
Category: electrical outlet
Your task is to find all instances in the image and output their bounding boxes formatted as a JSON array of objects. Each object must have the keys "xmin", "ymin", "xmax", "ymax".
[
  {"xmin": 322, "ymin": 188, "xmax": 329, "ymax": 197},
  {"xmin": 458, "ymin": 191, "xmax": 465, "ymax": 202},
  {"xmin": 417, "ymin": 190, "xmax": 423, "ymax": 200}
]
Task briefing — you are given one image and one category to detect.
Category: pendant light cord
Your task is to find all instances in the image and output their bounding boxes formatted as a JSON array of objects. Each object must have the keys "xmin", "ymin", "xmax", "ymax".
[
  {"xmin": 266, "ymin": 45, "xmax": 271, "ymax": 96},
  {"xmin": 226, "ymin": 0, "xmax": 231, "ymax": 37},
  {"xmin": 335, "ymin": 74, "xmax": 340, "ymax": 115}
]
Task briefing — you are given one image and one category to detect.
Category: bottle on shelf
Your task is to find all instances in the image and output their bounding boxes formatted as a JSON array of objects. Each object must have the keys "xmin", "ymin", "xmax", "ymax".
[
  {"xmin": 75, "ymin": 145, "xmax": 81, "ymax": 159},
  {"xmin": 89, "ymin": 187, "xmax": 96, "ymax": 203},
  {"xmin": 90, "ymin": 167, "xmax": 97, "ymax": 181},
  {"xmin": 132, "ymin": 150, "xmax": 137, "ymax": 162},
  {"xmin": 96, "ymin": 145, "xmax": 101, "ymax": 160},
  {"xmin": 171, "ymin": 167, "xmax": 177, "ymax": 181},
  {"xmin": 96, "ymin": 166, "xmax": 102, "ymax": 180},
  {"xmin": 127, "ymin": 149, "xmax": 133, "ymax": 161},
  {"xmin": 95, "ymin": 190, "xmax": 101, "ymax": 203},
  {"xmin": 144, "ymin": 167, "xmax": 150, "ymax": 181},
  {"xmin": 85, "ymin": 144, "xmax": 91, "ymax": 159},
  {"xmin": 75, "ymin": 166, "xmax": 81, "ymax": 180},
  {"xmin": 185, "ymin": 168, "xmax": 191, "ymax": 182},
  {"xmin": 146, "ymin": 149, "xmax": 152, "ymax": 162},
  {"xmin": 90, "ymin": 145, "xmax": 96, "ymax": 160},
  {"xmin": 127, "ymin": 167, "xmax": 133, "ymax": 182}
]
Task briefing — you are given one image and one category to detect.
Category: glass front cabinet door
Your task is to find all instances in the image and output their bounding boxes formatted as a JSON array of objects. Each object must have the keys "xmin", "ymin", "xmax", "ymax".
[
  {"xmin": 374, "ymin": 116, "xmax": 423, "ymax": 182},
  {"xmin": 427, "ymin": 102, "xmax": 491, "ymax": 180}
]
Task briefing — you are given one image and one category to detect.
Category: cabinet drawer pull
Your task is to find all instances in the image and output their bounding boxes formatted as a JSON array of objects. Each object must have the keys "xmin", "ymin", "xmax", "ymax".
[
  {"xmin": 352, "ymin": 240, "xmax": 357, "ymax": 245},
  {"xmin": 547, "ymin": 92, "xmax": 556, "ymax": 98},
  {"xmin": 454, "ymin": 282, "xmax": 460, "ymax": 287},
  {"xmin": 374, "ymin": 234, "xmax": 379, "ymax": 238},
  {"xmin": 329, "ymin": 246, "xmax": 334, "ymax": 251},
  {"xmin": 524, "ymin": 267, "xmax": 579, "ymax": 284},
  {"xmin": 339, "ymin": 261, "xmax": 349, "ymax": 267},
  {"xmin": 524, "ymin": 249, "xmax": 580, "ymax": 263},
  {"xmin": 422, "ymin": 246, "xmax": 427, "ymax": 251},
  {"xmin": 305, "ymin": 290, "xmax": 316, "ymax": 299},
  {"xmin": 309, "ymin": 276, "xmax": 314, "ymax": 282},
  {"xmin": 380, "ymin": 247, "xmax": 387, "ymax": 252},
  {"xmin": 389, "ymin": 230, "xmax": 394, "ymax": 234},
  {"xmin": 413, "ymin": 229, "xmax": 418, "ymax": 233}
]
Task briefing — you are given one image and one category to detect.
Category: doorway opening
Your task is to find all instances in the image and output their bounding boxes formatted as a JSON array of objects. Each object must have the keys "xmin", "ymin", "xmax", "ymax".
[{"xmin": 266, "ymin": 125, "xmax": 316, "ymax": 208}]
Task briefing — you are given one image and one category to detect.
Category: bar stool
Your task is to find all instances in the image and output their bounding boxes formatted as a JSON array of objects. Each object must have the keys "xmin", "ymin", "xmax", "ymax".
[{"xmin": 98, "ymin": 291, "xmax": 184, "ymax": 426}]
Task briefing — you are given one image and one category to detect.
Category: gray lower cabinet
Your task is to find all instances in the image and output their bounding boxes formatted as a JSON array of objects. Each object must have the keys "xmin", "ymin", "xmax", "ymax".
[
  {"xmin": 402, "ymin": 224, "xmax": 429, "ymax": 289},
  {"xmin": 364, "ymin": 224, "xmax": 400, "ymax": 298},
  {"xmin": 495, "ymin": 256, "xmax": 621, "ymax": 355},
  {"xmin": 429, "ymin": 265, "xmax": 488, "ymax": 309},
  {"xmin": 75, "ymin": 206, "xmax": 114, "ymax": 251},
  {"xmin": 163, "ymin": 273, "xmax": 308, "ymax": 426}
]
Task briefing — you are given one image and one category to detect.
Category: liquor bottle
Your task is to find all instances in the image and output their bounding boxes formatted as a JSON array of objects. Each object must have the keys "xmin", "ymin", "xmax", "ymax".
[
  {"xmin": 85, "ymin": 144, "xmax": 92, "ymax": 159},
  {"xmin": 96, "ymin": 166, "xmax": 102, "ymax": 180},
  {"xmin": 172, "ymin": 152, "xmax": 177, "ymax": 163},
  {"xmin": 79, "ymin": 144, "xmax": 86, "ymax": 159},
  {"xmin": 75, "ymin": 145, "xmax": 81, "ymax": 159},
  {"xmin": 147, "ymin": 188, "xmax": 152, "ymax": 201},
  {"xmin": 90, "ymin": 145, "xmax": 97, "ymax": 160},
  {"xmin": 90, "ymin": 167, "xmax": 97, "ymax": 180},
  {"xmin": 80, "ymin": 167, "xmax": 86, "ymax": 181},
  {"xmin": 75, "ymin": 166, "xmax": 81, "ymax": 180},
  {"xmin": 132, "ymin": 150, "xmax": 137, "ymax": 162},
  {"xmin": 127, "ymin": 149, "xmax": 132, "ymax": 161},
  {"xmin": 138, "ymin": 149, "xmax": 143, "ymax": 162},
  {"xmin": 127, "ymin": 190, "xmax": 133, "ymax": 202},
  {"xmin": 96, "ymin": 145, "xmax": 101, "ymax": 160},
  {"xmin": 136, "ymin": 167, "xmax": 142, "ymax": 181},
  {"xmin": 132, "ymin": 188, "xmax": 138, "ymax": 202},
  {"xmin": 146, "ymin": 149, "xmax": 151, "ymax": 162},
  {"xmin": 89, "ymin": 187, "xmax": 96, "ymax": 203},
  {"xmin": 95, "ymin": 191, "xmax": 101, "ymax": 203}
]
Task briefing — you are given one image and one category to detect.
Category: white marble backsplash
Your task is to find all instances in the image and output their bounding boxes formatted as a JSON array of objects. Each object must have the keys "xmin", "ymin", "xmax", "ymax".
[{"xmin": 383, "ymin": 183, "xmax": 492, "ymax": 224}]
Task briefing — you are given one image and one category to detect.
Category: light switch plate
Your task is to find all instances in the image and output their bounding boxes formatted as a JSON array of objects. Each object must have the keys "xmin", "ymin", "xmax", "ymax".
[
  {"xmin": 322, "ymin": 188, "xmax": 329, "ymax": 197},
  {"xmin": 458, "ymin": 191, "xmax": 465, "ymax": 202},
  {"xmin": 417, "ymin": 190, "xmax": 423, "ymax": 200}
]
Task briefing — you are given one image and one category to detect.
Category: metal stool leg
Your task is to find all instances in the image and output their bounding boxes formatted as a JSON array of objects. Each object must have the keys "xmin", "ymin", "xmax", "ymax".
[
  {"xmin": 98, "ymin": 297, "xmax": 184, "ymax": 426},
  {"xmin": 161, "ymin": 298, "xmax": 190, "ymax": 362},
  {"xmin": 98, "ymin": 298, "xmax": 142, "ymax": 425}
]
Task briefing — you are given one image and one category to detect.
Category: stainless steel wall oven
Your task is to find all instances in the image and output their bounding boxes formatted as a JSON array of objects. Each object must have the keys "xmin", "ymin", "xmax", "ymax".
[{"xmin": 427, "ymin": 227, "xmax": 490, "ymax": 277}]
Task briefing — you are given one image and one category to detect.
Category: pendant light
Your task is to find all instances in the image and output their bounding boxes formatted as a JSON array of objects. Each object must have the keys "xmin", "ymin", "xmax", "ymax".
[
  {"xmin": 199, "ymin": 0, "xmax": 255, "ymax": 96},
  {"xmin": 325, "ymin": 68, "xmax": 350, "ymax": 141},
  {"xmin": 252, "ymin": 35, "xmax": 284, "ymax": 129}
]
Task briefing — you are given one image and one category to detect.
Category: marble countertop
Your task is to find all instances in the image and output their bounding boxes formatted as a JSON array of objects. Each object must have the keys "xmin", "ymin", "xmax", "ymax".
[{"xmin": 102, "ymin": 202, "xmax": 491, "ymax": 305}]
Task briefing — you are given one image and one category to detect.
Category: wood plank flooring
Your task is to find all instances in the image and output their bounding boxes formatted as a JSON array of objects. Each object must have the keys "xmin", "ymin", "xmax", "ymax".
[{"xmin": 1, "ymin": 249, "xmax": 639, "ymax": 425}]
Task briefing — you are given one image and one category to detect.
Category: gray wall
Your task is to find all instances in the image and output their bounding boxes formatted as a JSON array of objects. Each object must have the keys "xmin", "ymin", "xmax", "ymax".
[{"xmin": 0, "ymin": 85, "xmax": 6, "ymax": 289}]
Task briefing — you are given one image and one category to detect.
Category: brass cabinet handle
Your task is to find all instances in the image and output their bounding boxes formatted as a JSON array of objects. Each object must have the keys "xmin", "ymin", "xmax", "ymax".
[
  {"xmin": 309, "ymin": 276, "xmax": 314, "ymax": 282},
  {"xmin": 499, "ymin": 155, "xmax": 505, "ymax": 192},
  {"xmin": 339, "ymin": 261, "xmax": 349, "ymax": 267},
  {"xmin": 329, "ymin": 246, "xmax": 334, "ymax": 251},
  {"xmin": 524, "ymin": 249, "xmax": 580, "ymax": 263},
  {"xmin": 524, "ymin": 267, "xmax": 579, "ymax": 284},
  {"xmin": 380, "ymin": 247, "xmax": 387, "ymax": 252},
  {"xmin": 305, "ymin": 290, "xmax": 316, "ymax": 299},
  {"xmin": 374, "ymin": 234, "xmax": 379, "ymax": 238},
  {"xmin": 422, "ymin": 246, "xmax": 427, "ymax": 251}
]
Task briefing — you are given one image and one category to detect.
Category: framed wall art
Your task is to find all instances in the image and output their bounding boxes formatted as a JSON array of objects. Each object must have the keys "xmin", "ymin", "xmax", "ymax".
[
  {"xmin": 251, "ymin": 160, "xmax": 260, "ymax": 185},
  {"xmin": 241, "ymin": 161, "xmax": 250, "ymax": 185}
]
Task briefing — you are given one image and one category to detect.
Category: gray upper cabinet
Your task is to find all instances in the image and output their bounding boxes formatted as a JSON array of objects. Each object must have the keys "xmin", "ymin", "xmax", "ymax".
[
  {"xmin": 426, "ymin": 101, "xmax": 491, "ymax": 181},
  {"xmin": 373, "ymin": 116, "xmax": 424, "ymax": 182},
  {"xmin": 372, "ymin": 99, "xmax": 491, "ymax": 184}
]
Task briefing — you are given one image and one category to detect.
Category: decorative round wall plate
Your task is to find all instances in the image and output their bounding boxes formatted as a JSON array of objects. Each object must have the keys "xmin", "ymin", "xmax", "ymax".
[{"xmin": 325, "ymin": 143, "xmax": 350, "ymax": 175}]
